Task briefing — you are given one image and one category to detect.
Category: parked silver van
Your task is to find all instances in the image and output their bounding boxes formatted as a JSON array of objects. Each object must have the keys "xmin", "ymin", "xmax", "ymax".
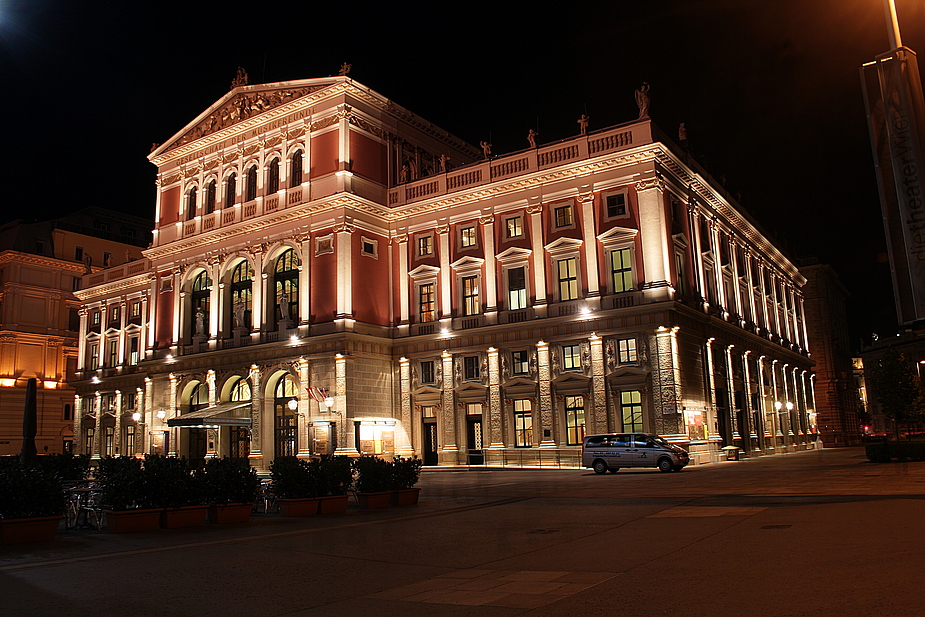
[{"xmin": 582, "ymin": 433, "xmax": 690, "ymax": 473}]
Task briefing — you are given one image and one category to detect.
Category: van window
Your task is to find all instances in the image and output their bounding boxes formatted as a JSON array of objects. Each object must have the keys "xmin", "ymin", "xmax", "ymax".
[
  {"xmin": 614, "ymin": 435, "xmax": 632, "ymax": 447},
  {"xmin": 634, "ymin": 435, "xmax": 655, "ymax": 448},
  {"xmin": 586, "ymin": 436, "xmax": 606, "ymax": 446}
]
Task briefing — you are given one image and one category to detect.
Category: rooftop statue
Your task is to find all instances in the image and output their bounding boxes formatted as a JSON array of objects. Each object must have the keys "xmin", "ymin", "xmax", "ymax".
[
  {"xmin": 480, "ymin": 141, "xmax": 492, "ymax": 159},
  {"xmin": 636, "ymin": 82, "xmax": 650, "ymax": 119},
  {"xmin": 527, "ymin": 129, "xmax": 538, "ymax": 148},
  {"xmin": 338, "ymin": 62, "xmax": 352, "ymax": 76},
  {"xmin": 231, "ymin": 67, "xmax": 249, "ymax": 89},
  {"xmin": 577, "ymin": 114, "xmax": 589, "ymax": 135}
]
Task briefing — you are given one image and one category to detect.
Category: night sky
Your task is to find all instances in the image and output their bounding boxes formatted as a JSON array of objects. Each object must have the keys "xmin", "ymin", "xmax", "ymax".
[{"xmin": 1, "ymin": 0, "xmax": 919, "ymax": 348}]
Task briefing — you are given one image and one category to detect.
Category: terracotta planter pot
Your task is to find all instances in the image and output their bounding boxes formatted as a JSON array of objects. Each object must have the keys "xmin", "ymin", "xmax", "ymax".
[
  {"xmin": 0, "ymin": 516, "xmax": 62, "ymax": 545},
  {"xmin": 317, "ymin": 494, "xmax": 349, "ymax": 514},
  {"xmin": 104, "ymin": 508, "xmax": 162, "ymax": 534},
  {"xmin": 278, "ymin": 497, "xmax": 320, "ymax": 517},
  {"xmin": 357, "ymin": 491, "xmax": 392, "ymax": 509},
  {"xmin": 207, "ymin": 503, "xmax": 253, "ymax": 524},
  {"xmin": 160, "ymin": 505, "xmax": 209, "ymax": 529},
  {"xmin": 391, "ymin": 487, "xmax": 421, "ymax": 506}
]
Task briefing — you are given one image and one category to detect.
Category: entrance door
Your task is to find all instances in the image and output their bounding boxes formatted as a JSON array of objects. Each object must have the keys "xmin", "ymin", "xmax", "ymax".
[
  {"xmin": 188, "ymin": 429, "xmax": 207, "ymax": 468},
  {"xmin": 422, "ymin": 420, "xmax": 438, "ymax": 466},
  {"xmin": 229, "ymin": 426, "xmax": 250, "ymax": 458},
  {"xmin": 466, "ymin": 416, "xmax": 484, "ymax": 465}
]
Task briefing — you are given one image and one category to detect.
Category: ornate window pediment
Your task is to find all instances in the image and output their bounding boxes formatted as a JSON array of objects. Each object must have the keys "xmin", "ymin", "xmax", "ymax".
[
  {"xmin": 496, "ymin": 246, "xmax": 532, "ymax": 263},
  {"xmin": 597, "ymin": 225, "xmax": 639, "ymax": 245},
  {"xmin": 409, "ymin": 264, "xmax": 440, "ymax": 279},
  {"xmin": 544, "ymin": 236, "xmax": 583, "ymax": 256}
]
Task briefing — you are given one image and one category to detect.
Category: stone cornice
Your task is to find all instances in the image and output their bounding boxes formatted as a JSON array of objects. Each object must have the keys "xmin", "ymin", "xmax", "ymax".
[
  {"xmin": 0, "ymin": 250, "xmax": 86, "ymax": 273},
  {"xmin": 74, "ymin": 274, "xmax": 150, "ymax": 301}
]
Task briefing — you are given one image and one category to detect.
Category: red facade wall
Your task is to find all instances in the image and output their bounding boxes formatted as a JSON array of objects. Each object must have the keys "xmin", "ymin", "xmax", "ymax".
[
  {"xmin": 350, "ymin": 131, "xmax": 387, "ymax": 185},
  {"xmin": 310, "ymin": 131, "xmax": 339, "ymax": 179},
  {"xmin": 310, "ymin": 232, "xmax": 337, "ymax": 323},
  {"xmin": 160, "ymin": 187, "xmax": 180, "ymax": 226},
  {"xmin": 352, "ymin": 232, "xmax": 390, "ymax": 326},
  {"xmin": 155, "ymin": 286, "xmax": 173, "ymax": 348}
]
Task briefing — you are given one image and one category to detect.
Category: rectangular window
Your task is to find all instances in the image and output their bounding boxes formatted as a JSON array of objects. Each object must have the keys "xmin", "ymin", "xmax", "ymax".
[
  {"xmin": 91, "ymin": 311, "xmax": 101, "ymax": 326},
  {"xmin": 610, "ymin": 248, "xmax": 633, "ymax": 293},
  {"xmin": 621, "ymin": 390, "xmax": 643, "ymax": 432},
  {"xmin": 420, "ymin": 360, "xmax": 435, "ymax": 384},
  {"xmin": 361, "ymin": 239, "xmax": 377, "ymax": 258},
  {"xmin": 125, "ymin": 425, "xmax": 135, "ymax": 455},
  {"xmin": 129, "ymin": 337, "xmax": 139, "ymax": 365},
  {"xmin": 75, "ymin": 246, "xmax": 84, "ymax": 261},
  {"xmin": 462, "ymin": 275, "xmax": 480, "ymax": 316},
  {"xmin": 110, "ymin": 306, "xmax": 120, "ymax": 324},
  {"xmin": 675, "ymin": 252, "xmax": 685, "ymax": 296},
  {"xmin": 124, "ymin": 391, "xmax": 136, "ymax": 409},
  {"xmin": 422, "ymin": 405, "xmax": 436, "ymax": 418},
  {"xmin": 555, "ymin": 205, "xmax": 573, "ymax": 227},
  {"xmin": 513, "ymin": 399, "xmax": 532, "ymax": 447},
  {"xmin": 557, "ymin": 258, "xmax": 578, "ymax": 300},
  {"xmin": 63, "ymin": 404, "xmax": 72, "ymax": 421},
  {"xmin": 131, "ymin": 301, "xmax": 142, "ymax": 318},
  {"xmin": 508, "ymin": 266, "xmax": 527, "ymax": 310},
  {"xmin": 89, "ymin": 344, "xmax": 99, "ymax": 369},
  {"xmin": 466, "ymin": 402, "xmax": 482, "ymax": 415},
  {"xmin": 512, "ymin": 350, "xmax": 529, "ymax": 375},
  {"xmin": 85, "ymin": 428, "xmax": 94, "ymax": 453},
  {"xmin": 417, "ymin": 235, "xmax": 433, "ymax": 256},
  {"xmin": 565, "ymin": 395, "xmax": 585, "ymax": 445},
  {"xmin": 108, "ymin": 340, "xmax": 118, "ymax": 367},
  {"xmin": 464, "ymin": 356, "xmax": 480, "ymax": 380},
  {"xmin": 460, "ymin": 226, "xmax": 477, "ymax": 248},
  {"xmin": 562, "ymin": 344, "xmax": 581, "ymax": 370},
  {"xmin": 72, "ymin": 276, "xmax": 81, "ymax": 292},
  {"xmin": 606, "ymin": 193, "xmax": 627, "ymax": 218},
  {"xmin": 506, "ymin": 216, "xmax": 523, "ymax": 238},
  {"xmin": 419, "ymin": 283, "xmax": 436, "ymax": 323},
  {"xmin": 104, "ymin": 427, "xmax": 114, "ymax": 457},
  {"xmin": 618, "ymin": 338, "xmax": 637, "ymax": 364}
]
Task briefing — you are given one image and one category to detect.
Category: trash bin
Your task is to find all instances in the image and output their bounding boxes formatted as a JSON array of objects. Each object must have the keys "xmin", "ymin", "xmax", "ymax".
[{"xmin": 722, "ymin": 446, "xmax": 740, "ymax": 461}]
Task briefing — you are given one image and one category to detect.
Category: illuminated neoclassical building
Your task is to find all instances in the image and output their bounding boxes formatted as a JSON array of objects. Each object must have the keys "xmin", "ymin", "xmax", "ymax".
[{"xmin": 73, "ymin": 75, "xmax": 815, "ymax": 468}]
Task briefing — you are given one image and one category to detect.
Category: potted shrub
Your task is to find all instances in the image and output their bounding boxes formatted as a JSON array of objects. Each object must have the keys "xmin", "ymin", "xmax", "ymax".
[
  {"xmin": 144, "ymin": 455, "xmax": 208, "ymax": 529},
  {"xmin": 97, "ymin": 456, "xmax": 161, "ymax": 533},
  {"xmin": 200, "ymin": 457, "xmax": 259, "ymax": 524},
  {"xmin": 390, "ymin": 457, "xmax": 423, "ymax": 506},
  {"xmin": 0, "ymin": 464, "xmax": 66, "ymax": 544},
  {"xmin": 271, "ymin": 456, "xmax": 321, "ymax": 516},
  {"xmin": 353, "ymin": 456, "xmax": 393, "ymax": 509},
  {"xmin": 316, "ymin": 455, "xmax": 353, "ymax": 514}
]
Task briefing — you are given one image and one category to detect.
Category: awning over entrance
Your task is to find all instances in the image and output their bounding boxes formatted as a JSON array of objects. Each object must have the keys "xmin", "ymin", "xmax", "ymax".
[{"xmin": 167, "ymin": 402, "xmax": 253, "ymax": 428}]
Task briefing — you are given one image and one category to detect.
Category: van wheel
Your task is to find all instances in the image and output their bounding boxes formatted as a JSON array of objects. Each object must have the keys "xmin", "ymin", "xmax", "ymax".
[
  {"xmin": 608, "ymin": 468, "xmax": 620, "ymax": 474},
  {"xmin": 592, "ymin": 460, "xmax": 608, "ymax": 474},
  {"xmin": 657, "ymin": 458, "xmax": 674, "ymax": 473}
]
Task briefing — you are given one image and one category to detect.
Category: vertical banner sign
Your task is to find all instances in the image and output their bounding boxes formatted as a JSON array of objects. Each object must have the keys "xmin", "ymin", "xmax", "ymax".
[{"xmin": 861, "ymin": 48, "xmax": 925, "ymax": 326}]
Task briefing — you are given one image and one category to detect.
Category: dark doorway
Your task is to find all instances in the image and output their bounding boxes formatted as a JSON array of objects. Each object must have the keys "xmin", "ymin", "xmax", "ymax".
[
  {"xmin": 188, "ymin": 428, "xmax": 207, "ymax": 467},
  {"xmin": 230, "ymin": 426, "xmax": 250, "ymax": 458},
  {"xmin": 466, "ymin": 416, "xmax": 484, "ymax": 465},
  {"xmin": 422, "ymin": 420, "xmax": 438, "ymax": 465}
]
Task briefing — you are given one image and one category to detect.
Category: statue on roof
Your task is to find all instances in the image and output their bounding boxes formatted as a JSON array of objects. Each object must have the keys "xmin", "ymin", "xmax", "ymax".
[
  {"xmin": 577, "ymin": 114, "xmax": 589, "ymax": 135},
  {"xmin": 439, "ymin": 154, "xmax": 450, "ymax": 172},
  {"xmin": 338, "ymin": 62, "xmax": 352, "ymax": 76},
  {"xmin": 480, "ymin": 141, "xmax": 492, "ymax": 159},
  {"xmin": 231, "ymin": 67, "xmax": 249, "ymax": 89},
  {"xmin": 527, "ymin": 129, "xmax": 538, "ymax": 148},
  {"xmin": 635, "ymin": 82, "xmax": 650, "ymax": 119}
]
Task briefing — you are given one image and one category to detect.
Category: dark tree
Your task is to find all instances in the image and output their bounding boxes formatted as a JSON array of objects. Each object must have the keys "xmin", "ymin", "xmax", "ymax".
[{"xmin": 869, "ymin": 347, "xmax": 925, "ymax": 439}]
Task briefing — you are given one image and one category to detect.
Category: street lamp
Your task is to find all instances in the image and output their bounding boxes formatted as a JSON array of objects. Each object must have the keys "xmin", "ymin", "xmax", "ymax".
[{"xmin": 323, "ymin": 396, "xmax": 345, "ymax": 453}]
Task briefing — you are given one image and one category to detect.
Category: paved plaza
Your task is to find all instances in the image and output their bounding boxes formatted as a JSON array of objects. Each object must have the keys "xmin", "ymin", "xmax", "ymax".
[{"xmin": 3, "ymin": 447, "xmax": 924, "ymax": 616}]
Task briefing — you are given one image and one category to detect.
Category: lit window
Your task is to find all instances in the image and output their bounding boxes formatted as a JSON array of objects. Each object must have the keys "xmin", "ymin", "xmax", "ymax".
[
  {"xmin": 89, "ymin": 343, "xmax": 99, "ymax": 369},
  {"xmin": 565, "ymin": 395, "xmax": 585, "ymax": 445},
  {"xmin": 131, "ymin": 301, "xmax": 141, "ymax": 318},
  {"xmin": 621, "ymin": 390, "xmax": 643, "ymax": 432},
  {"xmin": 460, "ymin": 226, "xmax": 477, "ymax": 248},
  {"xmin": 466, "ymin": 402, "xmax": 482, "ymax": 415},
  {"xmin": 508, "ymin": 266, "xmax": 527, "ymax": 310},
  {"xmin": 245, "ymin": 166, "xmax": 258, "ymax": 201},
  {"xmin": 186, "ymin": 186, "xmax": 198, "ymax": 221},
  {"xmin": 557, "ymin": 258, "xmax": 578, "ymax": 301},
  {"xmin": 555, "ymin": 205, "xmax": 572, "ymax": 227},
  {"xmin": 422, "ymin": 405, "xmax": 436, "ymax": 418},
  {"xmin": 290, "ymin": 151, "xmax": 303, "ymax": 187},
  {"xmin": 225, "ymin": 172, "xmax": 237, "ymax": 205},
  {"xmin": 506, "ymin": 217, "xmax": 523, "ymax": 238},
  {"xmin": 617, "ymin": 338, "xmax": 637, "ymax": 363},
  {"xmin": 129, "ymin": 337, "xmax": 139, "ymax": 365},
  {"xmin": 562, "ymin": 344, "xmax": 581, "ymax": 370},
  {"xmin": 419, "ymin": 283, "xmax": 436, "ymax": 323},
  {"xmin": 205, "ymin": 180, "xmax": 216, "ymax": 214},
  {"xmin": 514, "ymin": 399, "xmax": 532, "ymax": 447},
  {"xmin": 418, "ymin": 235, "xmax": 433, "ymax": 256},
  {"xmin": 606, "ymin": 193, "xmax": 627, "ymax": 218},
  {"xmin": 462, "ymin": 275, "xmax": 480, "ymax": 316},
  {"xmin": 512, "ymin": 350, "xmax": 529, "ymax": 375},
  {"xmin": 610, "ymin": 248, "xmax": 633, "ymax": 293}
]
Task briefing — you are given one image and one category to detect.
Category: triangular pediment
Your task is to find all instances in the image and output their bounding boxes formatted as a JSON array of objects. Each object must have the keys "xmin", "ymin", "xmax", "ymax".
[
  {"xmin": 597, "ymin": 225, "xmax": 639, "ymax": 244},
  {"xmin": 151, "ymin": 77, "xmax": 343, "ymax": 158},
  {"xmin": 496, "ymin": 246, "xmax": 532, "ymax": 263},
  {"xmin": 456, "ymin": 381, "xmax": 488, "ymax": 396},
  {"xmin": 450, "ymin": 256, "xmax": 485, "ymax": 271},
  {"xmin": 409, "ymin": 264, "xmax": 441, "ymax": 279},
  {"xmin": 544, "ymin": 237, "xmax": 583, "ymax": 254},
  {"xmin": 552, "ymin": 371, "xmax": 590, "ymax": 386}
]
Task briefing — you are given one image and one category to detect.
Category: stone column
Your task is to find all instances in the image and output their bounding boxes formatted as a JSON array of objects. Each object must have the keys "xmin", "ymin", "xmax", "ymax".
[
  {"xmin": 528, "ymin": 205, "xmax": 547, "ymax": 318},
  {"xmin": 579, "ymin": 188, "xmax": 601, "ymax": 307},
  {"xmin": 486, "ymin": 347, "xmax": 504, "ymax": 450},
  {"xmin": 725, "ymin": 345, "xmax": 739, "ymax": 449},
  {"xmin": 298, "ymin": 358, "xmax": 311, "ymax": 457},
  {"xmin": 439, "ymin": 350, "xmax": 458, "ymax": 463},
  {"xmin": 589, "ymin": 334, "xmax": 607, "ymax": 435},
  {"xmin": 437, "ymin": 223, "xmax": 452, "ymax": 327},
  {"xmin": 77, "ymin": 308, "xmax": 88, "ymax": 371},
  {"xmin": 249, "ymin": 247, "xmax": 265, "ymax": 337},
  {"xmin": 74, "ymin": 394, "xmax": 84, "ymax": 455},
  {"xmin": 334, "ymin": 220, "xmax": 354, "ymax": 327},
  {"xmin": 651, "ymin": 327, "xmax": 684, "ymax": 437},
  {"xmin": 536, "ymin": 341, "xmax": 556, "ymax": 447},
  {"xmin": 398, "ymin": 357, "xmax": 415, "ymax": 455},
  {"xmin": 689, "ymin": 208, "xmax": 706, "ymax": 304},
  {"xmin": 481, "ymin": 214, "xmax": 498, "ymax": 323},
  {"xmin": 636, "ymin": 177, "xmax": 673, "ymax": 302},
  {"xmin": 135, "ymin": 386, "xmax": 146, "ymax": 456},
  {"xmin": 334, "ymin": 353, "xmax": 359, "ymax": 455},
  {"xmin": 742, "ymin": 350, "xmax": 757, "ymax": 452},
  {"xmin": 248, "ymin": 364, "xmax": 263, "ymax": 461},
  {"xmin": 297, "ymin": 234, "xmax": 311, "ymax": 332},
  {"xmin": 704, "ymin": 338, "xmax": 718, "ymax": 441},
  {"xmin": 92, "ymin": 391, "xmax": 103, "ymax": 459},
  {"xmin": 168, "ymin": 373, "xmax": 179, "ymax": 456},
  {"xmin": 395, "ymin": 233, "xmax": 410, "ymax": 330},
  {"xmin": 114, "ymin": 390, "xmax": 123, "ymax": 456},
  {"xmin": 208, "ymin": 257, "xmax": 221, "ymax": 340}
]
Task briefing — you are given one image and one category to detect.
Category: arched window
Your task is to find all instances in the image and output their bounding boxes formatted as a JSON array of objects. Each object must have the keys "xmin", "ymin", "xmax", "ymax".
[
  {"xmin": 186, "ymin": 186, "xmax": 198, "ymax": 221},
  {"xmin": 191, "ymin": 270, "xmax": 211, "ymax": 337},
  {"xmin": 267, "ymin": 158, "xmax": 280, "ymax": 193},
  {"xmin": 225, "ymin": 172, "xmax": 237, "ymax": 206},
  {"xmin": 274, "ymin": 374, "xmax": 298, "ymax": 457},
  {"xmin": 245, "ymin": 165, "xmax": 257, "ymax": 201},
  {"xmin": 274, "ymin": 249, "xmax": 299, "ymax": 325},
  {"xmin": 229, "ymin": 377, "xmax": 251, "ymax": 402},
  {"xmin": 230, "ymin": 261, "xmax": 253, "ymax": 329},
  {"xmin": 290, "ymin": 151, "xmax": 303, "ymax": 187},
  {"xmin": 188, "ymin": 381, "xmax": 207, "ymax": 413},
  {"xmin": 205, "ymin": 180, "xmax": 216, "ymax": 214}
]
